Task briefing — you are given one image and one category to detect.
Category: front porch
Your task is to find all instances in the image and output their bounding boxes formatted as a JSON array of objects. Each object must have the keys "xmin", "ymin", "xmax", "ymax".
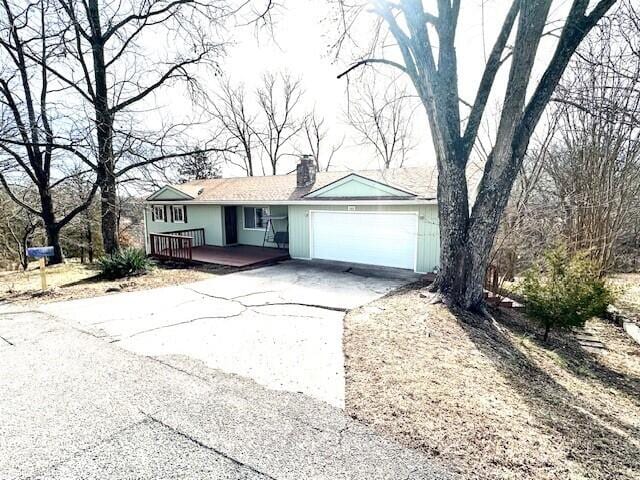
[
  {"xmin": 149, "ymin": 228, "xmax": 289, "ymax": 267},
  {"xmin": 190, "ymin": 244, "xmax": 289, "ymax": 267}
]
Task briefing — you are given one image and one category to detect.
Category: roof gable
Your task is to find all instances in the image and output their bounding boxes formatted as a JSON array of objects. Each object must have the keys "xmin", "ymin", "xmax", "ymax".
[
  {"xmin": 146, "ymin": 185, "xmax": 195, "ymax": 202},
  {"xmin": 305, "ymin": 174, "xmax": 417, "ymax": 199},
  {"xmin": 143, "ymin": 167, "xmax": 440, "ymax": 203}
]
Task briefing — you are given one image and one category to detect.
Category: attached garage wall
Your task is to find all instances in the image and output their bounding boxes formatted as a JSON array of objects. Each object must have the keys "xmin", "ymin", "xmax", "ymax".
[
  {"xmin": 145, "ymin": 204, "xmax": 224, "ymax": 250},
  {"xmin": 289, "ymin": 204, "xmax": 440, "ymax": 273}
]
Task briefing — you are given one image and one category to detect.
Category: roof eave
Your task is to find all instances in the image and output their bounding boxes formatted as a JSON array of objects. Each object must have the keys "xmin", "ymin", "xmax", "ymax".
[{"xmin": 145, "ymin": 198, "xmax": 437, "ymax": 206}]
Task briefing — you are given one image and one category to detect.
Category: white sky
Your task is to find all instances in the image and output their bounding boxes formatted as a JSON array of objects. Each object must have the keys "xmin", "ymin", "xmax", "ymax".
[{"xmin": 155, "ymin": 0, "xmax": 575, "ymax": 177}]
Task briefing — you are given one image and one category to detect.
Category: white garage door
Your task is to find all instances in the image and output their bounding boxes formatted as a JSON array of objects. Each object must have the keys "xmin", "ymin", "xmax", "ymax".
[{"xmin": 310, "ymin": 211, "xmax": 418, "ymax": 270}]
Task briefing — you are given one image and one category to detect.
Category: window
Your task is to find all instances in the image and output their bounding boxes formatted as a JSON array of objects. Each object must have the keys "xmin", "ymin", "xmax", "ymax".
[
  {"xmin": 152, "ymin": 205, "xmax": 165, "ymax": 222},
  {"xmin": 243, "ymin": 207, "xmax": 269, "ymax": 230},
  {"xmin": 172, "ymin": 205, "xmax": 185, "ymax": 223}
]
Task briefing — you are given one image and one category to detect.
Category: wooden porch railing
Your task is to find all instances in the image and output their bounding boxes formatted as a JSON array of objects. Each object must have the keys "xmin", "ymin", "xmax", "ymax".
[
  {"xmin": 149, "ymin": 228, "xmax": 205, "ymax": 262},
  {"xmin": 163, "ymin": 228, "xmax": 206, "ymax": 247}
]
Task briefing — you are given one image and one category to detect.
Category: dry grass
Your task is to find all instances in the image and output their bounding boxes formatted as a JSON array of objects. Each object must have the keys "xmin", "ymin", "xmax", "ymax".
[
  {"xmin": 0, "ymin": 260, "xmax": 232, "ymax": 306},
  {"xmin": 345, "ymin": 282, "xmax": 640, "ymax": 480},
  {"xmin": 610, "ymin": 273, "xmax": 640, "ymax": 318}
]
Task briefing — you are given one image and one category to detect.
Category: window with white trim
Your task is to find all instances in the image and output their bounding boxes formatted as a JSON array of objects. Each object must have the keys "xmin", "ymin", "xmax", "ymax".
[
  {"xmin": 172, "ymin": 205, "xmax": 185, "ymax": 223},
  {"xmin": 152, "ymin": 205, "xmax": 165, "ymax": 222},
  {"xmin": 243, "ymin": 207, "xmax": 269, "ymax": 229}
]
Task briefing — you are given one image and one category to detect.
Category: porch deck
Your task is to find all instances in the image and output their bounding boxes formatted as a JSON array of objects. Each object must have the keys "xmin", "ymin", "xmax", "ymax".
[
  {"xmin": 149, "ymin": 228, "xmax": 289, "ymax": 267},
  {"xmin": 191, "ymin": 245, "xmax": 289, "ymax": 268}
]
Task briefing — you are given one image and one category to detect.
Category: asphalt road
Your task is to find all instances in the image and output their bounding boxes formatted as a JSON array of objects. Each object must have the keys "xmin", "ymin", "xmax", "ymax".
[{"xmin": 0, "ymin": 308, "xmax": 451, "ymax": 479}]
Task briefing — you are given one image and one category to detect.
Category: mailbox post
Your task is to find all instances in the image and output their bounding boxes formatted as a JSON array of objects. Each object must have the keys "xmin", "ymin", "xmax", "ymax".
[{"xmin": 26, "ymin": 247, "xmax": 55, "ymax": 291}]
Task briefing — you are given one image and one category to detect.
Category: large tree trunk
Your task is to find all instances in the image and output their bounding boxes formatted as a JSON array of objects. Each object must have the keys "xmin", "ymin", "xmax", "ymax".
[
  {"xmin": 431, "ymin": 158, "xmax": 470, "ymax": 300},
  {"xmin": 342, "ymin": 0, "xmax": 616, "ymax": 313},
  {"xmin": 39, "ymin": 190, "xmax": 64, "ymax": 265},
  {"xmin": 99, "ymin": 170, "xmax": 118, "ymax": 254},
  {"xmin": 88, "ymin": 0, "xmax": 119, "ymax": 254},
  {"xmin": 435, "ymin": 147, "xmax": 524, "ymax": 311},
  {"xmin": 44, "ymin": 224, "xmax": 63, "ymax": 265}
]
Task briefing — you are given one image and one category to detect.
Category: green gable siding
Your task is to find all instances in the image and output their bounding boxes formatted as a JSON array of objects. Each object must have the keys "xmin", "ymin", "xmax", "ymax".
[
  {"xmin": 307, "ymin": 175, "xmax": 414, "ymax": 198},
  {"xmin": 288, "ymin": 204, "xmax": 439, "ymax": 273},
  {"xmin": 148, "ymin": 187, "xmax": 193, "ymax": 201},
  {"xmin": 145, "ymin": 204, "xmax": 224, "ymax": 248}
]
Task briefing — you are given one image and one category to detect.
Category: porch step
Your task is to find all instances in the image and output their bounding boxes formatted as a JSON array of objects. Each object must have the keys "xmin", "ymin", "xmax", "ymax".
[{"xmin": 190, "ymin": 245, "xmax": 290, "ymax": 268}]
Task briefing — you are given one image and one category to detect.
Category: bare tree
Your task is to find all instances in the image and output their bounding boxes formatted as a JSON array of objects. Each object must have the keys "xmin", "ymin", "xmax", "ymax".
[
  {"xmin": 255, "ymin": 72, "xmax": 304, "ymax": 175},
  {"xmin": 336, "ymin": 0, "xmax": 617, "ymax": 311},
  {"xmin": 62, "ymin": 0, "xmax": 223, "ymax": 253},
  {"xmin": 346, "ymin": 80, "xmax": 415, "ymax": 169},
  {"xmin": 492, "ymin": 1, "xmax": 640, "ymax": 278},
  {"xmin": 545, "ymin": 16, "xmax": 640, "ymax": 273},
  {"xmin": 33, "ymin": 0, "xmax": 273, "ymax": 254},
  {"xmin": 489, "ymin": 115, "xmax": 561, "ymax": 283},
  {"xmin": 0, "ymin": 189, "xmax": 38, "ymax": 270},
  {"xmin": 214, "ymin": 74, "xmax": 321, "ymax": 176},
  {"xmin": 0, "ymin": 0, "xmax": 98, "ymax": 264},
  {"xmin": 301, "ymin": 109, "xmax": 343, "ymax": 172},
  {"xmin": 211, "ymin": 79, "xmax": 258, "ymax": 176},
  {"xmin": 56, "ymin": 176, "xmax": 103, "ymax": 264}
]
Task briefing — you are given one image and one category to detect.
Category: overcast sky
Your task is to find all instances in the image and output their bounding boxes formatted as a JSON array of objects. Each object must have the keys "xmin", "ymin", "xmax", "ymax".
[{"xmin": 159, "ymin": 0, "xmax": 574, "ymax": 177}]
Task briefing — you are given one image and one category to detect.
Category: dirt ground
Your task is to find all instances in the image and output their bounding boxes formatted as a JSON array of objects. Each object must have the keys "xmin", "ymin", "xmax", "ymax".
[
  {"xmin": 610, "ymin": 273, "xmax": 640, "ymax": 318},
  {"xmin": 0, "ymin": 260, "xmax": 232, "ymax": 307},
  {"xmin": 344, "ymin": 281, "xmax": 640, "ymax": 480}
]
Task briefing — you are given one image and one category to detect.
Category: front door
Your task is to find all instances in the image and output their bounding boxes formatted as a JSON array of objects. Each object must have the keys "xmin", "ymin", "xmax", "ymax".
[{"xmin": 224, "ymin": 206, "xmax": 238, "ymax": 245}]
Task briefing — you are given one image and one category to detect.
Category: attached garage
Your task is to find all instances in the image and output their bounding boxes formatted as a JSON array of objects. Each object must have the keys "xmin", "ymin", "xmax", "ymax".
[{"xmin": 310, "ymin": 211, "xmax": 418, "ymax": 270}]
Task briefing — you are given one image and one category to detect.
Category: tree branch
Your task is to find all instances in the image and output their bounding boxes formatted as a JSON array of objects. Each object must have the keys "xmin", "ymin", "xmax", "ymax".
[
  {"xmin": 337, "ymin": 58, "xmax": 407, "ymax": 79},
  {"xmin": 462, "ymin": 0, "xmax": 520, "ymax": 158},
  {"xmin": 111, "ymin": 51, "xmax": 208, "ymax": 113},
  {"xmin": 57, "ymin": 180, "xmax": 99, "ymax": 229},
  {"xmin": 0, "ymin": 172, "xmax": 41, "ymax": 216},
  {"xmin": 519, "ymin": 0, "xmax": 617, "ymax": 145},
  {"xmin": 115, "ymin": 146, "xmax": 229, "ymax": 178}
]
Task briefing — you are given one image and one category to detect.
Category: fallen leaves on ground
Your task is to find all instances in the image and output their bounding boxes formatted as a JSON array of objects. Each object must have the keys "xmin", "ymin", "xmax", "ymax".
[
  {"xmin": 344, "ymin": 282, "xmax": 640, "ymax": 480},
  {"xmin": 0, "ymin": 260, "xmax": 232, "ymax": 306},
  {"xmin": 610, "ymin": 273, "xmax": 640, "ymax": 319}
]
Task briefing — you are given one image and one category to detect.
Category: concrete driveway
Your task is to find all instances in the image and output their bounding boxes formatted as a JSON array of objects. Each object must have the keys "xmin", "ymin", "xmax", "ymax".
[
  {"xmin": 40, "ymin": 260, "xmax": 419, "ymax": 407},
  {"xmin": 0, "ymin": 309, "xmax": 450, "ymax": 479}
]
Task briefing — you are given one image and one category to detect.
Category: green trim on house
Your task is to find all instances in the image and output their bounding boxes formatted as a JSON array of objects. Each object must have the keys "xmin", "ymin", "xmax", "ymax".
[
  {"xmin": 305, "ymin": 174, "xmax": 416, "ymax": 199},
  {"xmin": 288, "ymin": 203, "xmax": 440, "ymax": 273},
  {"xmin": 147, "ymin": 185, "xmax": 194, "ymax": 201}
]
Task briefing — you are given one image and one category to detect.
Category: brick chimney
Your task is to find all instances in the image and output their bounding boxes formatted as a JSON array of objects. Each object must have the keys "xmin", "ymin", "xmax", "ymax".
[{"xmin": 296, "ymin": 154, "xmax": 316, "ymax": 188}]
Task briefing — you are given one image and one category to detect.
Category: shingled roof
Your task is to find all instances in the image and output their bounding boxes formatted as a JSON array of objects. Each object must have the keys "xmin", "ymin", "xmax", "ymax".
[{"xmin": 169, "ymin": 166, "xmax": 439, "ymax": 202}]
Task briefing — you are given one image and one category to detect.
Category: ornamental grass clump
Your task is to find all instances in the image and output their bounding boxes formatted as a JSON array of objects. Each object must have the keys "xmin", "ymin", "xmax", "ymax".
[
  {"xmin": 520, "ymin": 246, "xmax": 615, "ymax": 341},
  {"xmin": 97, "ymin": 248, "xmax": 151, "ymax": 280}
]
